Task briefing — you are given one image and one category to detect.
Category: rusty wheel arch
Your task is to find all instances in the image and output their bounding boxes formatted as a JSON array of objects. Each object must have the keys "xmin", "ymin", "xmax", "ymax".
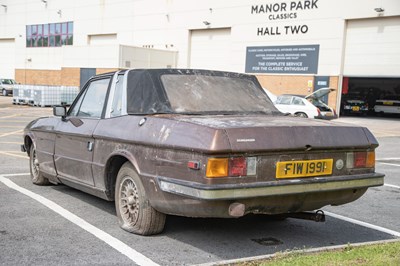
[
  {"xmin": 24, "ymin": 136, "xmax": 33, "ymax": 156},
  {"xmin": 104, "ymin": 155, "xmax": 130, "ymax": 200}
]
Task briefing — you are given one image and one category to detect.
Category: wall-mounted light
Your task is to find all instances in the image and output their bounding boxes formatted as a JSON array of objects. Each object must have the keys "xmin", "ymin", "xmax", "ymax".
[
  {"xmin": 374, "ymin": 7, "xmax": 384, "ymax": 13},
  {"xmin": 1, "ymin": 4, "xmax": 7, "ymax": 12},
  {"xmin": 41, "ymin": 0, "xmax": 48, "ymax": 8},
  {"xmin": 203, "ymin": 21, "xmax": 211, "ymax": 26},
  {"xmin": 57, "ymin": 9, "xmax": 62, "ymax": 17}
]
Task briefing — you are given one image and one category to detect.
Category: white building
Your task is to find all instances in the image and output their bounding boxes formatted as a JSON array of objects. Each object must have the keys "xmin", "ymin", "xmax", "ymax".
[{"xmin": 0, "ymin": 0, "xmax": 399, "ymax": 110}]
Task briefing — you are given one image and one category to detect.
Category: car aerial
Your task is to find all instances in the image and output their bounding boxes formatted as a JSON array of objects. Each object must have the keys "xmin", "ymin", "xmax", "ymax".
[
  {"xmin": 22, "ymin": 69, "xmax": 384, "ymax": 235},
  {"xmin": 0, "ymin": 78, "xmax": 16, "ymax": 96},
  {"xmin": 374, "ymin": 98, "xmax": 400, "ymax": 115},
  {"xmin": 274, "ymin": 88, "xmax": 337, "ymax": 119},
  {"xmin": 341, "ymin": 94, "xmax": 369, "ymax": 116}
]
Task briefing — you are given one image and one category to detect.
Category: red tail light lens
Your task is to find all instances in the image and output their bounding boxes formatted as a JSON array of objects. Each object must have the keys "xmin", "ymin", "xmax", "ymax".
[
  {"xmin": 346, "ymin": 151, "xmax": 375, "ymax": 169},
  {"xmin": 206, "ymin": 157, "xmax": 257, "ymax": 178},
  {"xmin": 354, "ymin": 152, "xmax": 367, "ymax": 168},
  {"xmin": 229, "ymin": 157, "xmax": 247, "ymax": 176}
]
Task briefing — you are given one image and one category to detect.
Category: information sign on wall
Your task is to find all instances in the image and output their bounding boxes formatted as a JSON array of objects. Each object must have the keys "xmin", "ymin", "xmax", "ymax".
[{"xmin": 245, "ymin": 44, "xmax": 319, "ymax": 74}]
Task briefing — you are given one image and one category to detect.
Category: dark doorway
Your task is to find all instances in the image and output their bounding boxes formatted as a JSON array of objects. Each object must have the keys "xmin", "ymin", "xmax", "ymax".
[
  {"xmin": 341, "ymin": 77, "xmax": 400, "ymax": 116},
  {"xmin": 80, "ymin": 68, "xmax": 96, "ymax": 89}
]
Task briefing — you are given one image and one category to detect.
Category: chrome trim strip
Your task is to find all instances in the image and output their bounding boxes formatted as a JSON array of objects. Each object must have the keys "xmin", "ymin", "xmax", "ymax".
[{"xmin": 159, "ymin": 175, "xmax": 384, "ymax": 200}]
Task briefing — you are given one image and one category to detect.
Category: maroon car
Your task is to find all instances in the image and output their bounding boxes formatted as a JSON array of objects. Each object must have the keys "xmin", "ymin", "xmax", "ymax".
[{"xmin": 22, "ymin": 69, "xmax": 384, "ymax": 235}]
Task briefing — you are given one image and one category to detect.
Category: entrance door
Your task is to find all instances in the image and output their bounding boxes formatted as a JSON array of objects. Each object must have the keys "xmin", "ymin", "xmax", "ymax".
[{"xmin": 80, "ymin": 68, "xmax": 96, "ymax": 89}]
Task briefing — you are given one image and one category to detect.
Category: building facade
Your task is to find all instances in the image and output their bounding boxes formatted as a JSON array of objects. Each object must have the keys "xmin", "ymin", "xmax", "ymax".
[{"xmin": 0, "ymin": 0, "xmax": 399, "ymax": 110}]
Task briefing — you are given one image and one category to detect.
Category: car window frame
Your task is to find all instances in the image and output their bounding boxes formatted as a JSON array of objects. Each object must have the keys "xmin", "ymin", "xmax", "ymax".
[{"xmin": 67, "ymin": 75, "xmax": 113, "ymax": 119}]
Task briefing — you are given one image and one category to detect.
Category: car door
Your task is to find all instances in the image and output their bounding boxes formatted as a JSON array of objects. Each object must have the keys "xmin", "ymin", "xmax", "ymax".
[{"xmin": 54, "ymin": 77, "xmax": 111, "ymax": 185}]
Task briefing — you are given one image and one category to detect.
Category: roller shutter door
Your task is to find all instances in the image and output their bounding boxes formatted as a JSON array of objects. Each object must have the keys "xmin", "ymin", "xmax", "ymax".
[
  {"xmin": 0, "ymin": 39, "xmax": 16, "ymax": 78},
  {"xmin": 344, "ymin": 17, "xmax": 400, "ymax": 77},
  {"xmin": 189, "ymin": 28, "xmax": 232, "ymax": 71}
]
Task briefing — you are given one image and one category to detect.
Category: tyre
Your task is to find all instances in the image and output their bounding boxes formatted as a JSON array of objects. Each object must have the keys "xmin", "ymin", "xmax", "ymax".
[
  {"xmin": 2, "ymin": 89, "xmax": 7, "ymax": 96},
  {"xmin": 115, "ymin": 162, "xmax": 166, "ymax": 235},
  {"xmin": 295, "ymin": 112, "xmax": 308, "ymax": 118},
  {"xmin": 29, "ymin": 145, "xmax": 50, "ymax": 185}
]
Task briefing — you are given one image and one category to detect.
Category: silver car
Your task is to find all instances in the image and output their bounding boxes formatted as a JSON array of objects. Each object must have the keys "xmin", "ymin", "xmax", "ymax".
[{"xmin": 0, "ymin": 78, "xmax": 16, "ymax": 96}]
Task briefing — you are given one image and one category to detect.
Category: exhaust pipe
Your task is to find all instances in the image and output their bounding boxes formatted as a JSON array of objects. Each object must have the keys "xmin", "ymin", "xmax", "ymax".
[{"xmin": 286, "ymin": 210, "xmax": 326, "ymax": 222}]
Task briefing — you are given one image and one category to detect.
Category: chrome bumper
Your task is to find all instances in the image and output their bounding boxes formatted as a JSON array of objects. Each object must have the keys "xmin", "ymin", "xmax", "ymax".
[{"xmin": 158, "ymin": 173, "xmax": 384, "ymax": 200}]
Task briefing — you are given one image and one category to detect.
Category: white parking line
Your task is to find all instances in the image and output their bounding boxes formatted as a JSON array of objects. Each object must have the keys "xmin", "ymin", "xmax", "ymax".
[
  {"xmin": 0, "ymin": 174, "xmax": 160, "ymax": 266},
  {"xmin": 324, "ymin": 211, "xmax": 400, "ymax": 237},
  {"xmin": 376, "ymin": 158, "xmax": 400, "ymax": 161},
  {"xmin": 379, "ymin": 162, "xmax": 400, "ymax": 167},
  {"xmin": 385, "ymin": 183, "xmax": 400, "ymax": 189}
]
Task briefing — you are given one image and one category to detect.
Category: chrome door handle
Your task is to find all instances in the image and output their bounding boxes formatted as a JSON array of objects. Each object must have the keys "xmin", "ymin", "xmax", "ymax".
[{"xmin": 87, "ymin": 141, "xmax": 94, "ymax": 152}]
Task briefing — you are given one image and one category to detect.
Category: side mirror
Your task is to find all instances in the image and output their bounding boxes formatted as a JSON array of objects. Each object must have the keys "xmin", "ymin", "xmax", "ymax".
[{"xmin": 53, "ymin": 106, "xmax": 67, "ymax": 121}]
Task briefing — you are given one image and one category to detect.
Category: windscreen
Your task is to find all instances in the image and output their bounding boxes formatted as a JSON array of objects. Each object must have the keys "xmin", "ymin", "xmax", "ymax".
[
  {"xmin": 161, "ymin": 74, "xmax": 276, "ymax": 114},
  {"xmin": 1, "ymin": 79, "xmax": 15, "ymax": 85}
]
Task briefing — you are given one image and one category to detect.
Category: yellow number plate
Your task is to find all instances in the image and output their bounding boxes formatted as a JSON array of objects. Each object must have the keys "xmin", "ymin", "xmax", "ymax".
[
  {"xmin": 352, "ymin": 106, "xmax": 360, "ymax": 111},
  {"xmin": 276, "ymin": 159, "xmax": 333, "ymax": 179}
]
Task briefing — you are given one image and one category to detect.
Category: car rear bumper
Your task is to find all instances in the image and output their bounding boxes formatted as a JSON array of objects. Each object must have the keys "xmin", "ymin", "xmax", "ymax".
[
  {"xmin": 157, "ymin": 173, "xmax": 384, "ymax": 200},
  {"xmin": 314, "ymin": 114, "xmax": 338, "ymax": 120}
]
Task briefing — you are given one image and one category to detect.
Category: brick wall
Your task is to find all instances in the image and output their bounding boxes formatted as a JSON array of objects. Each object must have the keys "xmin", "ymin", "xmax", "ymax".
[
  {"xmin": 61, "ymin": 68, "xmax": 81, "ymax": 87},
  {"xmin": 15, "ymin": 69, "xmax": 61, "ymax": 86},
  {"xmin": 15, "ymin": 67, "xmax": 118, "ymax": 87},
  {"xmin": 257, "ymin": 74, "xmax": 339, "ymax": 109},
  {"xmin": 96, "ymin": 68, "xmax": 119, "ymax": 75}
]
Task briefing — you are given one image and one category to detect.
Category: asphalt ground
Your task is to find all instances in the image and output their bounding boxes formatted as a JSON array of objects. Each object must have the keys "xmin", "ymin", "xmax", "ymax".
[{"xmin": 0, "ymin": 96, "xmax": 399, "ymax": 265}]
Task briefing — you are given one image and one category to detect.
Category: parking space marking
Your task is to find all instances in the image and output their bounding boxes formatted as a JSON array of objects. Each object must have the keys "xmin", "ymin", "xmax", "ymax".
[
  {"xmin": 0, "ymin": 130, "xmax": 23, "ymax": 138},
  {"xmin": 0, "ymin": 151, "xmax": 28, "ymax": 159},
  {"xmin": 0, "ymin": 141, "xmax": 22, "ymax": 145},
  {"xmin": 379, "ymin": 162, "xmax": 400, "ymax": 167},
  {"xmin": 385, "ymin": 183, "xmax": 400, "ymax": 189},
  {"xmin": 376, "ymin": 158, "xmax": 400, "ymax": 161},
  {"xmin": 324, "ymin": 211, "xmax": 400, "ymax": 238},
  {"xmin": 0, "ymin": 126, "xmax": 24, "ymax": 128},
  {"xmin": 0, "ymin": 114, "xmax": 20, "ymax": 119},
  {"xmin": 0, "ymin": 174, "xmax": 160, "ymax": 266}
]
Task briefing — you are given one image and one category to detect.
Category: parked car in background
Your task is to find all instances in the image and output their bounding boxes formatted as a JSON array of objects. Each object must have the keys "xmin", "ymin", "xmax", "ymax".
[
  {"xmin": 274, "ymin": 88, "xmax": 337, "ymax": 119},
  {"xmin": 0, "ymin": 78, "xmax": 17, "ymax": 96},
  {"xmin": 374, "ymin": 98, "xmax": 400, "ymax": 115},
  {"xmin": 341, "ymin": 94, "xmax": 369, "ymax": 116},
  {"xmin": 22, "ymin": 69, "xmax": 382, "ymax": 235}
]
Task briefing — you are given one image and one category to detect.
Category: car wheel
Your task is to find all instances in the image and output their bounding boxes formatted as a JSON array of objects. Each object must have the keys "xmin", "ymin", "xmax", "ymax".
[
  {"xmin": 2, "ymin": 89, "xmax": 7, "ymax": 96},
  {"xmin": 29, "ymin": 145, "xmax": 50, "ymax": 185},
  {"xmin": 295, "ymin": 112, "xmax": 308, "ymax": 118},
  {"xmin": 115, "ymin": 162, "xmax": 166, "ymax": 235}
]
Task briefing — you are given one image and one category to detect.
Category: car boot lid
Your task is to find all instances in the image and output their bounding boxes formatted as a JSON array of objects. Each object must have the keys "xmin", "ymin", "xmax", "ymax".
[{"xmin": 305, "ymin": 87, "xmax": 334, "ymax": 100}]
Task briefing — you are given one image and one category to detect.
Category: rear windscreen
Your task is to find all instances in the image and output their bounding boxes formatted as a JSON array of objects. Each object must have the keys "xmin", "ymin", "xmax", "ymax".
[{"xmin": 161, "ymin": 74, "xmax": 276, "ymax": 114}]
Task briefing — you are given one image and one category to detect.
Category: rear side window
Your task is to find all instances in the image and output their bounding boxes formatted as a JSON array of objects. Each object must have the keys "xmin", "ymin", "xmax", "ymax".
[
  {"xmin": 110, "ymin": 74, "xmax": 124, "ymax": 117},
  {"xmin": 276, "ymin": 96, "xmax": 293, "ymax": 105},
  {"xmin": 292, "ymin": 97, "xmax": 305, "ymax": 105}
]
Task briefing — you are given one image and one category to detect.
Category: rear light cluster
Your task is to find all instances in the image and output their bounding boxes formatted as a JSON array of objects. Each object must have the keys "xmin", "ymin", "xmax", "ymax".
[
  {"xmin": 206, "ymin": 157, "xmax": 257, "ymax": 178},
  {"xmin": 346, "ymin": 151, "xmax": 375, "ymax": 169}
]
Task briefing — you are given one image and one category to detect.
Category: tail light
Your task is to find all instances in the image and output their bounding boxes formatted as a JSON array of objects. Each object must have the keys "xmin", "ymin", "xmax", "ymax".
[
  {"xmin": 317, "ymin": 108, "xmax": 321, "ymax": 116},
  {"xmin": 206, "ymin": 157, "xmax": 257, "ymax": 178},
  {"xmin": 346, "ymin": 151, "xmax": 375, "ymax": 168}
]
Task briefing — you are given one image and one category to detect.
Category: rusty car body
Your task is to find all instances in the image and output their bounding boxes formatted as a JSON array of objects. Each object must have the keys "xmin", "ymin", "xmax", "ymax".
[{"xmin": 22, "ymin": 69, "xmax": 384, "ymax": 235}]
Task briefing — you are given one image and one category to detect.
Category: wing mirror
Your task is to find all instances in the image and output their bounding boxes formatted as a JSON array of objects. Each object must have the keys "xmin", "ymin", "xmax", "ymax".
[{"xmin": 53, "ymin": 106, "xmax": 67, "ymax": 121}]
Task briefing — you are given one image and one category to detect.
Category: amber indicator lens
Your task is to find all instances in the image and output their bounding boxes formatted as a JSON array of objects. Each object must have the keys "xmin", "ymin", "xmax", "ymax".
[{"xmin": 206, "ymin": 158, "xmax": 228, "ymax": 178}]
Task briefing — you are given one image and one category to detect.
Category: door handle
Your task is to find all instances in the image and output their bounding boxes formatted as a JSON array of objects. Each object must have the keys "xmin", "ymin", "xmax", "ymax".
[{"xmin": 87, "ymin": 141, "xmax": 94, "ymax": 152}]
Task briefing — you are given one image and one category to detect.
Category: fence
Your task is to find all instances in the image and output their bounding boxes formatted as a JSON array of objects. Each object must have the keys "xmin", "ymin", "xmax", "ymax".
[{"xmin": 12, "ymin": 85, "xmax": 79, "ymax": 107}]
